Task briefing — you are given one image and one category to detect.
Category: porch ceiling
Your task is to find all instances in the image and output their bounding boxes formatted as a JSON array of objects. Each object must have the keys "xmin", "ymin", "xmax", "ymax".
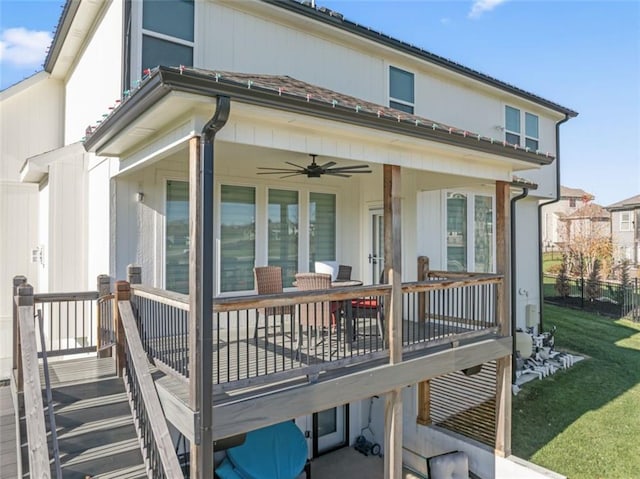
[{"xmin": 84, "ymin": 67, "xmax": 555, "ymax": 172}]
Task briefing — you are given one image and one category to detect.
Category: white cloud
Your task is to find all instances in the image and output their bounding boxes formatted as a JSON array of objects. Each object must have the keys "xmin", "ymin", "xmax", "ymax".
[
  {"xmin": 440, "ymin": 17, "xmax": 451, "ymax": 25},
  {"xmin": 468, "ymin": 0, "xmax": 508, "ymax": 18},
  {"xmin": 0, "ymin": 28, "xmax": 52, "ymax": 67}
]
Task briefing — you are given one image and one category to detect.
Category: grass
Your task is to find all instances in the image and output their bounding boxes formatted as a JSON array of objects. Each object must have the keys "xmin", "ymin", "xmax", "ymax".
[
  {"xmin": 542, "ymin": 251, "xmax": 563, "ymax": 274},
  {"xmin": 512, "ymin": 304, "xmax": 640, "ymax": 478}
]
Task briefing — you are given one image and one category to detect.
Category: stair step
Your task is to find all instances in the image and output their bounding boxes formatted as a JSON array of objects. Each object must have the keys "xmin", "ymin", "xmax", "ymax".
[{"xmin": 59, "ymin": 437, "xmax": 146, "ymax": 479}]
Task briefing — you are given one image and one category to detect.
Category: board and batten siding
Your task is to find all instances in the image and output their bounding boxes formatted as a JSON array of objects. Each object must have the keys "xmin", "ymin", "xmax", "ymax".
[
  {"xmin": 64, "ymin": 0, "xmax": 123, "ymax": 145},
  {"xmin": 198, "ymin": 2, "xmax": 559, "ymax": 178}
]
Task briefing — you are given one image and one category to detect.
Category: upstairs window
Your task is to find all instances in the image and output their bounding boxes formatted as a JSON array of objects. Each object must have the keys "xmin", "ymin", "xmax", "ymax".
[
  {"xmin": 505, "ymin": 106, "xmax": 539, "ymax": 151},
  {"xmin": 620, "ymin": 212, "xmax": 632, "ymax": 231},
  {"xmin": 140, "ymin": 0, "xmax": 194, "ymax": 75},
  {"xmin": 389, "ymin": 66, "xmax": 414, "ymax": 114}
]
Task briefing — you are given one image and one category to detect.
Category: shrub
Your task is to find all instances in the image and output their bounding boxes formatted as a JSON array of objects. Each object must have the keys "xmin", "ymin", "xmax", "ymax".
[
  {"xmin": 555, "ymin": 256, "xmax": 571, "ymax": 298},
  {"xmin": 586, "ymin": 259, "xmax": 601, "ymax": 302}
]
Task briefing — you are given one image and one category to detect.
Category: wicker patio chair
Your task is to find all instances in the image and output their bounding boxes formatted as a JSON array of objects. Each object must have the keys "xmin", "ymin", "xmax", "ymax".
[
  {"xmin": 294, "ymin": 272, "xmax": 339, "ymax": 356},
  {"xmin": 253, "ymin": 266, "xmax": 294, "ymax": 338}
]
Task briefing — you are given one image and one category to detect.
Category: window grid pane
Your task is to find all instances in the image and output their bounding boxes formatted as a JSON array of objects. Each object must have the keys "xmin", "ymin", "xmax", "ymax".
[
  {"xmin": 505, "ymin": 106, "xmax": 520, "ymax": 133},
  {"xmin": 525, "ymin": 138, "xmax": 539, "ymax": 151},
  {"xmin": 166, "ymin": 180, "xmax": 189, "ymax": 294},
  {"xmin": 474, "ymin": 196, "xmax": 493, "ymax": 273},
  {"xmin": 389, "ymin": 100, "xmax": 414, "ymax": 114},
  {"xmin": 221, "ymin": 185, "xmax": 256, "ymax": 292},
  {"xmin": 309, "ymin": 193, "xmax": 336, "ymax": 270},
  {"xmin": 447, "ymin": 193, "xmax": 467, "ymax": 272},
  {"xmin": 268, "ymin": 189, "xmax": 299, "ymax": 287},
  {"xmin": 142, "ymin": 35, "xmax": 193, "ymax": 71},
  {"xmin": 390, "ymin": 66, "xmax": 415, "ymax": 104},
  {"xmin": 506, "ymin": 132, "xmax": 520, "ymax": 145},
  {"xmin": 525, "ymin": 112, "xmax": 539, "ymax": 138},
  {"xmin": 143, "ymin": 0, "xmax": 194, "ymax": 41}
]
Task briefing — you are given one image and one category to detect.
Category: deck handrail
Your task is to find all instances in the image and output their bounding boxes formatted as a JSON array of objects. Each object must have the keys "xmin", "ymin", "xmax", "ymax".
[
  {"xmin": 15, "ymin": 287, "xmax": 51, "ymax": 479},
  {"xmin": 118, "ymin": 299, "xmax": 183, "ymax": 478},
  {"xmin": 34, "ymin": 291, "xmax": 99, "ymax": 302}
]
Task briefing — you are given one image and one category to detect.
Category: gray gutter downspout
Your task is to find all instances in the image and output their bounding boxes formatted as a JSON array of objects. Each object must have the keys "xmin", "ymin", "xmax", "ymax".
[
  {"xmin": 196, "ymin": 95, "xmax": 230, "ymax": 479},
  {"xmin": 511, "ymin": 186, "xmax": 529, "ymax": 383},
  {"xmin": 537, "ymin": 114, "xmax": 571, "ymax": 333}
]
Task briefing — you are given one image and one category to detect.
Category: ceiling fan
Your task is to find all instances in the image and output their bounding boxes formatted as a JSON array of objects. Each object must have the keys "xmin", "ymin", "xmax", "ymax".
[{"xmin": 257, "ymin": 154, "xmax": 372, "ymax": 178}]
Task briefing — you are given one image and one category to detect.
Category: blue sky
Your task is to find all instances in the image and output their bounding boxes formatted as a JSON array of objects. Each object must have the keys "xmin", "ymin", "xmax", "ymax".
[{"xmin": 1, "ymin": 0, "xmax": 638, "ymax": 206}]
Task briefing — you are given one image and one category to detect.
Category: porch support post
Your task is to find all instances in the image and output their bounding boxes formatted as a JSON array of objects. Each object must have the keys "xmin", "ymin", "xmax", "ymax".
[
  {"xmin": 495, "ymin": 180, "xmax": 512, "ymax": 457},
  {"xmin": 189, "ymin": 96, "xmax": 230, "ymax": 479},
  {"xmin": 383, "ymin": 164, "xmax": 402, "ymax": 479},
  {"xmin": 13, "ymin": 275, "xmax": 27, "ymax": 393}
]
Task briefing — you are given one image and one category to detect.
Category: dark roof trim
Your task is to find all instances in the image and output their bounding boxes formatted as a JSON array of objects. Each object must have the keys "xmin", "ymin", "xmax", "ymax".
[
  {"xmin": 44, "ymin": 0, "xmax": 81, "ymax": 72},
  {"xmin": 84, "ymin": 67, "xmax": 555, "ymax": 167},
  {"xmin": 263, "ymin": 0, "xmax": 578, "ymax": 118}
]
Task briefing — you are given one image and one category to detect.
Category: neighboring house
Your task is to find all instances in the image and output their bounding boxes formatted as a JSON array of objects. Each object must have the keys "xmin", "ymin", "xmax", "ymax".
[
  {"xmin": 606, "ymin": 194, "xmax": 640, "ymax": 269},
  {"xmin": 540, "ymin": 185, "xmax": 594, "ymax": 251},
  {"xmin": 1, "ymin": 1, "xmax": 577, "ymax": 477},
  {"xmin": 559, "ymin": 203, "xmax": 611, "ymax": 245}
]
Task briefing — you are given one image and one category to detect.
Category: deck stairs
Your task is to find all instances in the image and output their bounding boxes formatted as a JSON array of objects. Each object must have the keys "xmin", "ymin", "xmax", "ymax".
[{"xmin": 19, "ymin": 356, "xmax": 147, "ymax": 479}]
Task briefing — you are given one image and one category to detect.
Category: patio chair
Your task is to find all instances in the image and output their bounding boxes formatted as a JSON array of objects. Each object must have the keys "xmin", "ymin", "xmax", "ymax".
[
  {"xmin": 336, "ymin": 264, "xmax": 352, "ymax": 281},
  {"xmin": 350, "ymin": 270, "xmax": 385, "ymax": 341},
  {"xmin": 253, "ymin": 266, "xmax": 294, "ymax": 338},
  {"xmin": 294, "ymin": 272, "xmax": 340, "ymax": 356}
]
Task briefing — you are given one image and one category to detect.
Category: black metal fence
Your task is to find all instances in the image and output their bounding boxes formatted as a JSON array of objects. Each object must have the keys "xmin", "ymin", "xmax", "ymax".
[{"xmin": 544, "ymin": 274, "xmax": 640, "ymax": 320}]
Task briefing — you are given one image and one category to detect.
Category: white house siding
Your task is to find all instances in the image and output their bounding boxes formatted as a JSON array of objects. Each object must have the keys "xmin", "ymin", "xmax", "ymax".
[
  {"xmin": 64, "ymin": 0, "xmax": 124, "ymax": 145},
  {"xmin": 197, "ymin": 1, "xmax": 562, "ymax": 172},
  {"xmin": 87, "ymin": 157, "xmax": 113, "ymax": 289},
  {"xmin": 0, "ymin": 75, "xmax": 63, "ymax": 379},
  {"xmin": 0, "ymin": 183, "xmax": 39, "ymax": 378},
  {"xmin": 513, "ymin": 198, "xmax": 541, "ymax": 332}
]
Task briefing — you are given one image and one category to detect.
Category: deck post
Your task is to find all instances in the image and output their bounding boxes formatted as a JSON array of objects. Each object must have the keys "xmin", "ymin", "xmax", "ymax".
[
  {"xmin": 97, "ymin": 274, "xmax": 112, "ymax": 358},
  {"xmin": 495, "ymin": 180, "xmax": 512, "ymax": 457},
  {"xmin": 13, "ymin": 275, "xmax": 27, "ymax": 393},
  {"xmin": 114, "ymin": 280, "xmax": 131, "ymax": 377},
  {"xmin": 417, "ymin": 256, "xmax": 429, "ymax": 323},
  {"xmin": 127, "ymin": 264, "xmax": 142, "ymax": 285},
  {"xmin": 383, "ymin": 164, "xmax": 403, "ymax": 479}
]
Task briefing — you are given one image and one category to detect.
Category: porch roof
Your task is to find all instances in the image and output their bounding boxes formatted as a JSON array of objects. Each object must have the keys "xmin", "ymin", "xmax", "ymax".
[{"xmin": 83, "ymin": 66, "xmax": 555, "ymax": 167}]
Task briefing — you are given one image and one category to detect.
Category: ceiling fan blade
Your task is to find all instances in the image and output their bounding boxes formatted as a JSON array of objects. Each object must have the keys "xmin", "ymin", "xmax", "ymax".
[
  {"xmin": 324, "ymin": 172, "xmax": 352, "ymax": 178},
  {"xmin": 280, "ymin": 173, "xmax": 305, "ymax": 178},
  {"xmin": 257, "ymin": 170, "xmax": 300, "ymax": 175},
  {"xmin": 328, "ymin": 164, "xmax": 371, "ymax": 170},
  {"xmin": 284, "ymin": 161, "xmax": 307, "ymax": 169},
  {"xmin": 257, "ymin": 167, "xmax": 301, "ymax": 172},
  {"xmin": 319, "ymin": 161, "xmax": 337, "ymax": 169}
]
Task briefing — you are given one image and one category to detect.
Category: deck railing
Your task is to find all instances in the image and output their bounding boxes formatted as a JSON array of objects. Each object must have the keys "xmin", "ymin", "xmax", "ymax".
[{"xmin": 129, "ymin": 272, "xmax": 502, "ymax": 392}]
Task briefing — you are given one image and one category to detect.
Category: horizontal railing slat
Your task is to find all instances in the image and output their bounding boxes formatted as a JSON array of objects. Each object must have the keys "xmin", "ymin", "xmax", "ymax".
[{"xmin": 34, "ymin": 291, "xmax": 99, "ymax": 302}]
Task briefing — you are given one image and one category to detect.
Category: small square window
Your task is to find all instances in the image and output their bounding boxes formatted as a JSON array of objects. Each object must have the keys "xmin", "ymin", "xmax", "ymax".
[{"xmin": 620, "ymin": 212, "xmax": 632, "ymax": 231}]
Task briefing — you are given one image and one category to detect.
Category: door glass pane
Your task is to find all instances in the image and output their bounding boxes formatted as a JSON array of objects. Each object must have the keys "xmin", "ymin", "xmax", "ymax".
[
  {"xmin": 317, "ymin": 408, "xmax": 337, "ymax": 437},
  {"xmin": 474, "ymin": 196, "xmax": 493, "ymax": 273},
  {"xmin": 143, "ymin": 0, "xmax": 194, "ymax": 41},
  {"xmin": 142, "ymin": 35, "xmax": 193, "ymax": 71},
  {"xmin": 221, "ymin": 185, "xmax": 255, "ymax": 292},
  {"xmin": 447, "ymin": 193, "xmax": 467, "ymax": 271},
  {"xmin": 268, "ymin": 189, "xmax": 299, "ymax": 287},
  {"xmin": 309, "ymin": 193, "xmax": 336, "ymax": 270},
  {"xmin": 166, "ymin": 180, "xmax": 189, "ymax": 294}
]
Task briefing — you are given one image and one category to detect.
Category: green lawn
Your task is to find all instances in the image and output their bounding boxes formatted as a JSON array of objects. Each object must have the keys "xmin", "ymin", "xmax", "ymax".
[{"xmin": 512, "ymin": 304, "xmax": 640, "ymax": 478}]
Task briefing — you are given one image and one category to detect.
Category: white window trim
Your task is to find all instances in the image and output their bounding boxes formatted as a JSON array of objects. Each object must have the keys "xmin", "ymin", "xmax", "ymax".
[
  {"xmin": 620, "ymin": 212, "xmax": 632, "ymax": 231},
  {"xmin": 388, "ymin": 65, "xmax": 415, "ymax": 113},
  {"xmin": 130, "ymin": 0, "xmax": 195, "ymax": 85},
  {"xmin": 162, "ymin": 174, "xmax": 189, "ymax": 292},
  {"xmin": 442, "ymin": 189, "xmax": 496, "ymax": 273},
  {"xmin": 504, "ymin": 105, "xmax": 539, "ymax": 152},
  {"xmin": 214, "ymin": 175, "xmax": 340, "ymax": 297}
]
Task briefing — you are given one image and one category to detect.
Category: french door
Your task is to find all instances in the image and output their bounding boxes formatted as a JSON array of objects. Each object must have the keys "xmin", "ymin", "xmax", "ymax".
[
  {"xmin": 313, "ymin": 405, "xmax": 348, "ymax": 455},
  {"xmin": 368, "ymin": 209, "xmax": 384, "ymax": 284}
]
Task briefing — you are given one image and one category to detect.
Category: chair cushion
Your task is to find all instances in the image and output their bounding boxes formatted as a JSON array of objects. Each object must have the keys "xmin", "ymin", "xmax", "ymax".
[
  {"xmin": 352, "ymin": 298, "xmax": 379, "ymax": 308},
  {"xmin": 427, "ymin": 451, "xmax": 469, "ymax": 479}
]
